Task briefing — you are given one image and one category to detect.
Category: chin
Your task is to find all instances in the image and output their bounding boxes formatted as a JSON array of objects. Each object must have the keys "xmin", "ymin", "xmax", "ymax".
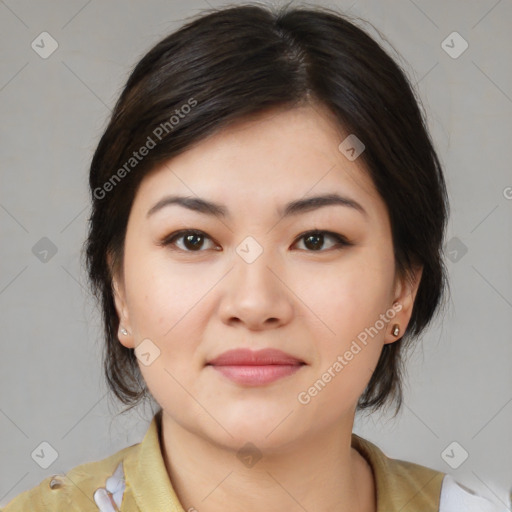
[{"xmin": 200, "ymin": 403, "xmax": 305, "ymax": 453}]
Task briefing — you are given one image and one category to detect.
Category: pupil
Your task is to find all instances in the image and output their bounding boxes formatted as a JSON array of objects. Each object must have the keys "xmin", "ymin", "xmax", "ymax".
[
  {"xmin": 305, "ymin": 233, "xmax": 322, "ymax": 250},
  {"xmin": 185, "ymin": 233, "xmax": 202, "ymax": 250}
]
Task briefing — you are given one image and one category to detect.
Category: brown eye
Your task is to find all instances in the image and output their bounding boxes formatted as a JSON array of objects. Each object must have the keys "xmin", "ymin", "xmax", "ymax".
[
  {"xmin": 294, "ymin": 230, "xmax": 351, "ymax": 251},
  {"xmin": 160, "ymin": 230, "xmax": 218, "ymax": 252}
]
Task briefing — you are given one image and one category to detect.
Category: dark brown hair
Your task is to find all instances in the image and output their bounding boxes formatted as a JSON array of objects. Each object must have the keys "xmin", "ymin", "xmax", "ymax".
[{"xmin": 84, "ymin": 3, "xmax": 450, "ymax": 417}]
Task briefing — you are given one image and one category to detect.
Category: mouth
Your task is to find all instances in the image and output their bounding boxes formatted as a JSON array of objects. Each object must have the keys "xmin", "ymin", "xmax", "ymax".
[{"xmin": 206, "ymin": 348, "xmax": 306, "ymax": 386}]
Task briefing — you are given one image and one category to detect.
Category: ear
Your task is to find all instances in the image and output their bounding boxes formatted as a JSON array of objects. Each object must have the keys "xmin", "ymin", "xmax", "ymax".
[
  {"xmin": 108, "ymin": 252, "xmax": 135, "ymax": 349},
  {"xmin": 384, "ymin": 265, "xmax": 423, "ymax": 345}
]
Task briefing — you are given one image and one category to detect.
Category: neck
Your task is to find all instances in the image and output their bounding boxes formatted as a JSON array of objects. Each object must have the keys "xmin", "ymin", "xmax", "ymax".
[{"xmin": 159, "ymin": 412, "xmax": 375, "ymax": 512}]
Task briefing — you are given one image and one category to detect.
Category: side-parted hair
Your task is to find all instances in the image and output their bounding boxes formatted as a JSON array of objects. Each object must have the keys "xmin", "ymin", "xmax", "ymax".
[{"xmin": 84, "ymin": 3, "xmax": 450, "ymax": 417}]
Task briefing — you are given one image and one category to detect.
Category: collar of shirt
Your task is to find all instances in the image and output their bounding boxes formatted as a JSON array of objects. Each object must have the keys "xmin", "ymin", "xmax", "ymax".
[{"xmin": 123, "ymin": 410, "xmax": 185, "ymax": 511}]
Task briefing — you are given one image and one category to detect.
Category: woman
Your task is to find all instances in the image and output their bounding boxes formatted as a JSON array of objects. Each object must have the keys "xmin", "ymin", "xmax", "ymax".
[{"xmin": 3, "ymin": 4, "xmax": 506, "ymax": 511}]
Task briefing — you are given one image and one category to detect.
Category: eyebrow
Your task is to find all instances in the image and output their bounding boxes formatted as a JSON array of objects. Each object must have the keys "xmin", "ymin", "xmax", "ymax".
[{"xmin": 146, "ymin": 193, "xmax": 368, "ymax": 220}]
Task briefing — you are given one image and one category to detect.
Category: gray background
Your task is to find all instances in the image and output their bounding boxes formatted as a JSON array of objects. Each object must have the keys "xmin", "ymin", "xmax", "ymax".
[{"xmin": 1, "ymin": 0, "xmax": 511, "ymax": 508}]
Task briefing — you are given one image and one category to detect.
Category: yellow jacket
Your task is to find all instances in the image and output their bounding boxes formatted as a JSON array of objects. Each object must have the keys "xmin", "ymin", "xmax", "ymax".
[{"xmin": 1, "ymin": 410, "xmax": 504, "ymax": 511}]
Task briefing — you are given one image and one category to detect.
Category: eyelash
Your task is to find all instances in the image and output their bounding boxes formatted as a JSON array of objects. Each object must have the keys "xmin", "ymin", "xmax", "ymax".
[{"xmin": 159, "ymin": 229, "xmax": 353, "ymax": 253}]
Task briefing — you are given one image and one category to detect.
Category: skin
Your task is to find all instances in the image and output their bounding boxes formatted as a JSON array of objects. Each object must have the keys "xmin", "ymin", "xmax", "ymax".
[{"xmin": 111, "ymin": 103, "xmax": 423, "ymax": 512}]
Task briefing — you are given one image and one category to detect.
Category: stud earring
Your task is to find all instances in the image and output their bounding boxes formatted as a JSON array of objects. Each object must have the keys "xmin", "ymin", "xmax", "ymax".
[
  {"xmin": 120, "ymin": 327, "xmax": 129, "ymax": 336},
  {"xmin": 392, "ymin": 324, "xmax": 400, "ymax": 337}
]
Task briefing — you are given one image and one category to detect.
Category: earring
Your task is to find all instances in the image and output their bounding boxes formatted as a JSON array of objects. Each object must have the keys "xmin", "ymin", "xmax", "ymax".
[
  {"xmin": 120, "ymin": 327, "xmax": 128, "ymax": 336},
  {"xmin": 392, "ymin": 324, "xmax": 400, "ymax": 337}
]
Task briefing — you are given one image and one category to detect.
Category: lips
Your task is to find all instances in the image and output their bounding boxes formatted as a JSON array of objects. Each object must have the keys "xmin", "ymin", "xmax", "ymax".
[
  {"xmin": 206, "ymin": 348, "xmax": 305, "ymax": 386},
  {"xmin": 206, "ymin": 348, "xmax": 304, "ymax": 366}
]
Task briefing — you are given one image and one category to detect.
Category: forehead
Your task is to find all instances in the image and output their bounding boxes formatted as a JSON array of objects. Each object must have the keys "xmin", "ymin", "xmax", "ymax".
[{"xmin": 132, "ymin": 105, "xmax": 388, "ymax": 224}]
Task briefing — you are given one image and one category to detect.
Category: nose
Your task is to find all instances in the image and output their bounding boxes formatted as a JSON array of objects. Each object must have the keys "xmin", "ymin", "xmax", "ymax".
[{"xmin": 218, "ymin": 248, "xmax": 294, "ymax": 331}]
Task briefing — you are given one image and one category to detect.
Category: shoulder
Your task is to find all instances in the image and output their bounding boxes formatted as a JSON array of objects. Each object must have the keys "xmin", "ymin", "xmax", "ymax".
[
  {"xmin": 1, "ymin": 442, "xmax": 138, "ymax": 512},
  {"xmin": 351, "ymin": 433, "xmax": 507, "ymax": 512},
  {"xmin": 352, "ymin": 432, "xmax": 445, "ymax": 510}
]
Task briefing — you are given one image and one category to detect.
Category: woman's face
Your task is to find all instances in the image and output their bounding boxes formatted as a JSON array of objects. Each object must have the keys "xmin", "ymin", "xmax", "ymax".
[{"xmin": 112, "ymin": 104, "xmax": 422, "ymax": 451}]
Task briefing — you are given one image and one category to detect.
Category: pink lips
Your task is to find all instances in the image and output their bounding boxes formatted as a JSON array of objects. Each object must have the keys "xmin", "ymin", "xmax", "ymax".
[{"xmin": 206, "ymin": 348, "xmax": 305, "ymax": 386}]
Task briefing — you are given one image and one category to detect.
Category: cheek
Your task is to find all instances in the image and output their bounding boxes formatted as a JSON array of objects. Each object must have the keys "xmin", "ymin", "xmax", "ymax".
[
  {"xmin": 123, "ymin": 249, "xmax": 213, "ymax": 383},
  {"xmin": 297, "ymin": 272, "xmax": 389, "ymax": 421},
  {"xmin": 124, "ymin": 248, "xmax": 207, "ymax": 337},
  {"xmin": 297, "ymin": 249, "xmax": 394, "ymax": 401},
  {"xmin": 297, "ymin": 249, "xmax": 394, "ymax": 338}
]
